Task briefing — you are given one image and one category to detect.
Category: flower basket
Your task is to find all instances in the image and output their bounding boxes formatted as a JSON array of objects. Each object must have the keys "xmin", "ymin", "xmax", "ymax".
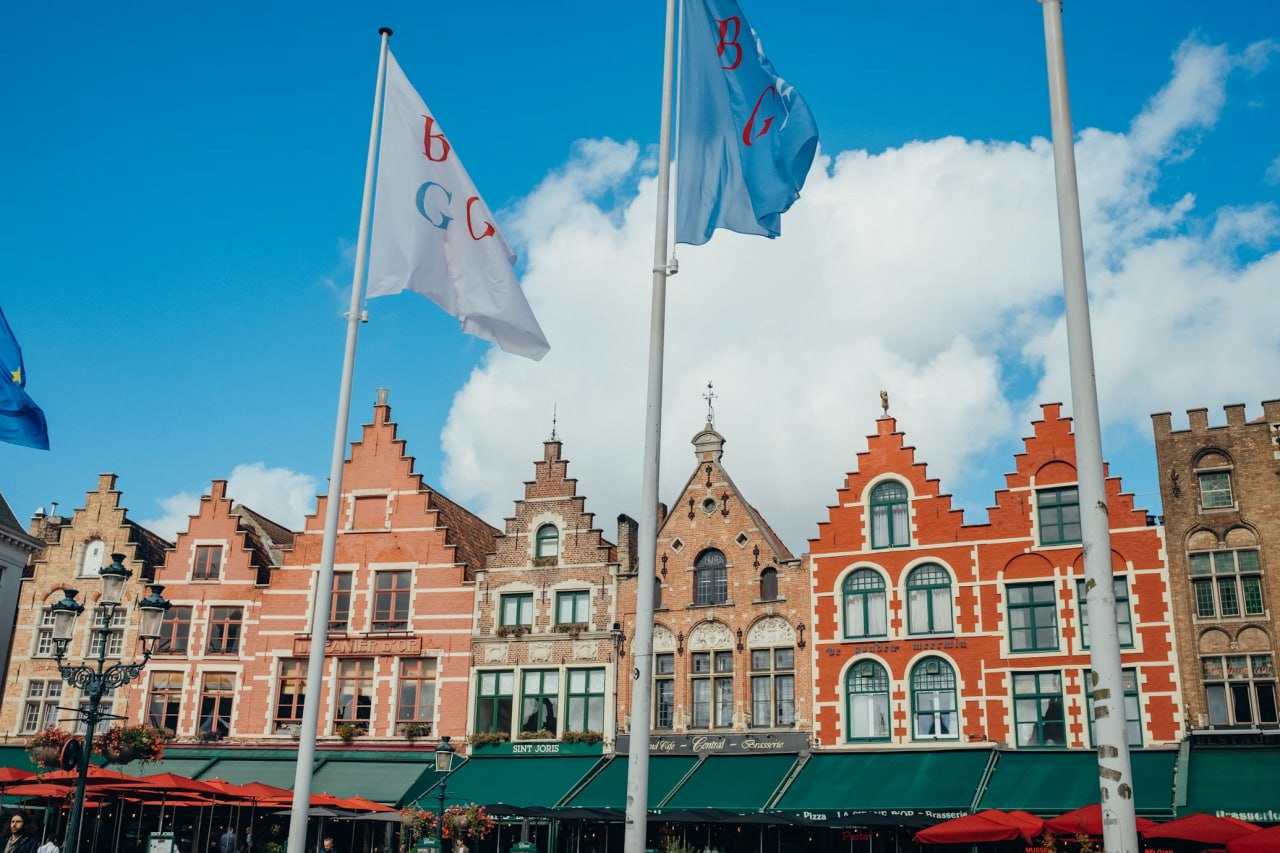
[
  {"xmin": 102, "ymin": 744, "xmax": 137, "ymax": 764},
  {"xmin": 27, "ymin": 727, "xmax": 72, "ymax": 770},
  {"xmin": 335, "ymin": 722, "xmax": 365, "ymax": 743},
  {"xmin": 94, "ymin": 724, "xmax": 166, "ymax": 766},
  {"xmin": 30, "ymin": 745, "xmax": 62, "ymax": 768},
  {"xmin": 440, "ymin": 805, "xmax": 494, "ymax": 843}
]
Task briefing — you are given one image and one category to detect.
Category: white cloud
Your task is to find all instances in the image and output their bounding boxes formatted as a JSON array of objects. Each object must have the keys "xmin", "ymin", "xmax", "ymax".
[
  {"xmin": 439, "ymin": 37, "xmax": 1280, "ymax": 552},
  {"xmin": 1266, "ymin": 154, "xmax": 1280, "ymax": 185},
  {"xmin": 141, "ymin": 463, "xmax": 317, "ymax": 541}
]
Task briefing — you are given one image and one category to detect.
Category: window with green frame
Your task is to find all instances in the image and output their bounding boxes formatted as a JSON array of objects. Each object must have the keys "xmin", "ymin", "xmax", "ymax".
[
  {"xmin": 1076, "ymin": 577, "xmax": 1134, "ymax": 648},
  {"xmin": 869, "ymin": 481, "xmax": 910, "ymax": 548},
  {"xmin": 1037, "ymin": 486, "xmax": 1081, "ymax": 546},
  {"xmin": 910, "ymin": 657, "xmax": 958, "ymax": 740},
  {"xmin": 843, "ymin": 569, "xmax": 888, "ymax": 639},
  {"xmin": 1085, "ymin": 667, "xmax": 1142, "ymax": 746},
  {"xmin": 556, "ymin": 590, "xmax": 590, "ymax": 625},
  {"xmin": 1007, "ymin": 582, "xmax": 1058, "ymax": 652},
  {"xmin": 500, "ymin": 592, "xmax": 534, "ymax": 627},
  {"xmin": 566, "ymin": 668, "xmax": 606, "ymax": 733},
  {"xmin": 846, "ymin": 660, "xmax": 891, "ymax": 742},
  {"xmin": 520, "ymin": 670, "xmax": 559, "ymax": 734},
  {"xmin": 1190, "ymin": 549, "xmax": 1264, "ymax": 618},
  {"xmin": 1012, "ymin": 671, "xmax": 1066, "ymax": 747},
  {"xmin": 535, "ymin": 524, "xmax": 560, "ymax": 559},
  {"xmin": 475, "ymin": 670, "xmax": 513, "ymax": 734},
  {"xmin": 906, "ymin": 564, "xmax": 953, "ymax": 635}
]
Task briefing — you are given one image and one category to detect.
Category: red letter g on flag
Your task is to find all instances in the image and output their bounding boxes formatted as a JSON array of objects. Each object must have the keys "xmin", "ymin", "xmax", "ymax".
[
  {"xmin": 742, "ymin": 86, "xmax": 778, "ymax": 147},
  {"xmin": 465, "ymin": 196, "xmax": 496, "ymax": 241}
]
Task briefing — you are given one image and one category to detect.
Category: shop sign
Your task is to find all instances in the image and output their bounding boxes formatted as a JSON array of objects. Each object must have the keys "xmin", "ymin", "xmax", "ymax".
[
  {"xmin": 293, "ymin": 635, "xmax": 423, "ymax": 656},
  {"xmin": 616, "ymin": 732, "xmax": 811, "ymax": 755},
  {"xmin": 469, "ymin": 741, "xmax": 604, "ymax": 756},
  {"xmin": 1189, "ymin": 730, "xmax": 1280, "ymax": 747}
]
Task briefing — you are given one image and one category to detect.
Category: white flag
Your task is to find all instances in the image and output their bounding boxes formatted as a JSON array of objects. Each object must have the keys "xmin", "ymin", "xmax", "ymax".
[{"xmin": 367, "ymin": 52, "xmax": 550, "ymax": 360}]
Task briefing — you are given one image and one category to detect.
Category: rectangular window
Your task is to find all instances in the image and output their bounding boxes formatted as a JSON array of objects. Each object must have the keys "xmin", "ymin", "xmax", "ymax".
[
  {"xmin": 500, "ymin": 593, "xmax": 534, "ymax": 627},
  {"xmin": 1086, "ymin": 668, "xmax": 1142, "ymax": 747},
  {"xmin": 1077, "ymin": 577, "xmax": 1133, "ymax": 649},
  {"xmin": 1008, "ymin": 583, "xmax": 1058, "ymax": 652},
  {"xmin": 20, "ymin": 680, "xmax": 63, "ymax": 733},
  {"xmin": 521, "ymin": 670, "xmax": 560, "ymax": 734},
  {"xmin": 207, "ymin": 607, "xmax": 243, "ymax": 655},
  {"xmin": 654, "ymin": 653, "xmax": 675, "ymax": 729},
  {"xmin": 198, "ymin": 673, "xmax": 235, "ymax": 738},
  {"xmin": 156, "ymin": 606, "xmax": 193, "ymax": 655},
  {"xmin": 330, "ymin": 572, "xmax": 353, "ymax": 632},
  {"xmin": 1199, "ymin": 471, "xmax": 1233, "ymax": 509},
  {"xmin": 88, "ymin": 607, "xmax": 128, "ymax": 658},
  {"xmin": 372, "ymin": 570, "xmax": 411, "ymax": 631},
  {"xmin": 275, "ymin": 659, "xmax": 307, "ymax": 732},
  {"xmin": 1203, "ymin": 654, "xmax": 1278, "ymax": 727},
  {"xmin": 193, "ymin": 544, "xmax": 223, "ymax": 580},
  {"xmin": 147, "ymin": 672, "xmax": 184, "ymax": 732},
  {"xmin": 1037, "ymin": 487, "xmax": 1081, "ymax": 546},
  {"xmin": 695, "ymin": 567, "xmax": 729, "ymax": 606},
  {"xmin": 1012, "ymin": 671, "xmax": 1066, "ymax": 748},
  {"xmin": 335, "ymin": 658, "xmax": 374, "ymax": 732},
  {"xmin": 34, "ymin": 609, "xmax": 55, "ymax": 657},
  {"xmin": 566, "ymin": 668, "xmax": 606, "ymax": 733},
  {"xmin": 1189, "ymin": 549, "xmax": 1265, "ymax": 619},
  {"xmin": 556, "ymin": 590, "xmax": 590, "ymax": 626},
  {"xmin": 690, "ymin": 651, "xmax": 734, "ymax": 728},
  {"xmin": 750, "ymin": 647, "xmax": 795, "ymax": 728},
  {"xmin": 396, "ymin": 658, "xmax": 437, "ymax": 732},
  {"xmin": 476, "ymin": 670, "xmax": 514, "ymax": 734}
]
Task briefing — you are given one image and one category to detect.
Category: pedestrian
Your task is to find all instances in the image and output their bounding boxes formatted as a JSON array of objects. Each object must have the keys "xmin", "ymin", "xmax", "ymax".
[
  {"xmin": 35, "ymin": 834, "xmax": 58, "ymax": 853},
  {"xmin": 218, "ymin": 827, "xmax": 239, "ymax": 853},
  {"xmin": 242, "ymin": 826, "xmax": 253, "ymax": 853},
  {"xmin": 4, "ymin": 813, "xmax": 37, "ymax": 853},
  {"xmin": 321, "ymin": 838, "xmax": 337, "ymax": 853}
]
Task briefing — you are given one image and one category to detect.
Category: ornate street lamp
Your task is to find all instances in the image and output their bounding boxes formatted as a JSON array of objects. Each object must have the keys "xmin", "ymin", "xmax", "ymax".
[
  {"xmin": 422, "ymin": 736, "xmax": 456, "ymax": 851},
  {"xmin": 52, "ymin": 554, "xmax": 170, "ymax": 853}
]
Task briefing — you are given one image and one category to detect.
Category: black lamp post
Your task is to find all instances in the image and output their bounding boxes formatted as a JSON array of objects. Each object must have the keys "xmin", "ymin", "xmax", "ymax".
[
  {"xmin": 424, "ymin": 736, "xmax": 456, "ymax": 851},
  {"xmin": 50, "ymin": 553, "xmax": 171, "ymax": 853}
]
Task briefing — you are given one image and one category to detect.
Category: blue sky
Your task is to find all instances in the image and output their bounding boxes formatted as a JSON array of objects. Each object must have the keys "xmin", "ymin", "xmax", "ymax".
[{"xmin": 2, "ymin": 1, "xmax": 1277, "ymax": 551}]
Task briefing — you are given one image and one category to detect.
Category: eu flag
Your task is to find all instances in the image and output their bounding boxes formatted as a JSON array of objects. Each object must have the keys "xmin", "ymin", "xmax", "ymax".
[
  {"xmin": 0, "ymin": 306, "xmax": 49, "ymax": 450},
  {"xmin": 675, "ymin": 0, "xmax": 819, "ymax": 246}
]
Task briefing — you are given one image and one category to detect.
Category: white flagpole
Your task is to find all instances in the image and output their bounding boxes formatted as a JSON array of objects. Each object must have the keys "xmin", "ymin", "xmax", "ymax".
[
  {"xmin": 286, "ymin": 26, "xmax": 392, "ymax": 853},
  {"xmin": 624, "ymin": 0, "xmax": 678, "ymax": 850},
  {"xmin": 1037, "ymin": 3, "xmax": 1139, "ymax": 852}
]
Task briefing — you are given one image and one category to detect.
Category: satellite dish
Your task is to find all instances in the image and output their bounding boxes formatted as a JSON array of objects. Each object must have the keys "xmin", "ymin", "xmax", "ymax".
[{"xmin": 60, "ymin": 737, "xmax": 82, "ymax": 771}]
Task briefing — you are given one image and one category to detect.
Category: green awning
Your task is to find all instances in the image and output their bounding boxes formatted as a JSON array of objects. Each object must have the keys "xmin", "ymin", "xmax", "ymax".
[
  {"xmin": 563, "ymin": 756, "xmax": 698, "ymax": 810},
  {"xmin": 978, "ymin": 749, "xmax": 1176, "ymax": 816},
  {"xmin": 409, "ymin": 756, "xmax": 604, "ymax": 811},
  {"xmin": 0, "ymin": 746, "xmax": 46, "ymax": 774},
  {"xmin": 198, "ymin": 758, "xmax": 302, "ymax": 789},
  {"xmin": 663, "ymin": 755, "xmax": 798, "ymax": 812},
  {"xmin": 311, "ymin": 759, "xmax": 435, "ymax": 805},
  {"xmin": 1179, "ymin": 748, "xmax": 1280, "ymax": 819},
  {"xmin": 774, "ymin": 750, "xmax": 993, "ymax": 813},
  {"xmin": 121, "ymin": 757, "xmax": 219, "ymax": 778}
]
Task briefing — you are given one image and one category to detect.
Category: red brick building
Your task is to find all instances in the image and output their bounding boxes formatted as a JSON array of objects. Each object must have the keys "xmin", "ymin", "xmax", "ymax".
[
  {"xmin": 809, "ymin": 404, "xmax": 1182, "ymax": 750},
  {"xmin": 616, "ymin": 419, "xmax": 810, "ymax": 744},
  {"xmin": 468, "ymin": 439, "xmax": 622, "ymax": 749}
]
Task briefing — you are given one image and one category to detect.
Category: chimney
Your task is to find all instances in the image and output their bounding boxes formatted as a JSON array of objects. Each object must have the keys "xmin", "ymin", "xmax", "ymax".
[{"xmin": 616, "ymin": 514, "xmax": 639, "ymax": 574}]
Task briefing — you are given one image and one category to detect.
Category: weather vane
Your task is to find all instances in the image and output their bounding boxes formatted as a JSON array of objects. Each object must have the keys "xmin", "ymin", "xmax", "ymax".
[
  {"xmin": 703, "ymin": 381, "xmax": 717, "ymax": 426},
  {"xmin": 551, "ymin": 404, "xmax": 558, "ymax": 441}
]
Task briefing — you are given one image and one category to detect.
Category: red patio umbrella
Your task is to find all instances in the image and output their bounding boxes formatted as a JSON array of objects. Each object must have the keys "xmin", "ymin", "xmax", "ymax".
[
  {"xmin": 1226, "ymin": 824, "xmax": 1279, "ymax": 852},
  {"xmin": 1045, "ymin": 804, "xmax": 1159, "ymax": 837},
  {"xmin": 1144, "ymin": 813, "xmax": 1261, "ymax": 845},
  {"xmin": 37, "ymin": 766, "xmax": 136, "ymax": 785},
  {"xmin": 3, "ymin": 782, "xmax": 72, "ymax": 798},
  {"xmin": 916, "ymin": 809, "xmax": 1045, "ymax": 844},
  {"xmin": 0, "ymin": 768, "xmax": 34, "ymax": 785},
  {"xmin": 340, "ymin": 795, "xmax": 395, "ymax": 813}
]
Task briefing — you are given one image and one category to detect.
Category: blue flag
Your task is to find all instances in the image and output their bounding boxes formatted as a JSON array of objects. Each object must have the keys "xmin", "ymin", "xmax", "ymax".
[
  {"xmin": 675, "ymin": 0, "xmax": 819, "ymax": 246},
  {"xmin": 0, "ymin": 307, "xmax": 49, "ymax": 450}
]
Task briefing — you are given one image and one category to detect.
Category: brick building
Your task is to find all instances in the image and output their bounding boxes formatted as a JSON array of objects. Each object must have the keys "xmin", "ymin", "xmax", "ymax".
[
  {"xmin": 615, "ymin": 418, "xmax": 810, "ymax": 745},
  {"xmin": 1152, "ymin": 400, "xmax": 1280, "ymax": 731},
  {"xmin": 467, "ymin": 439, "xmax": 622, "ymax": 749},
  {"xmin": 809, "ymin": 404, "xmax": 1182, "ymax": 750},
  {"xmin": 0, "ymin": 474, "xmax": 169, "ymax": 738}
]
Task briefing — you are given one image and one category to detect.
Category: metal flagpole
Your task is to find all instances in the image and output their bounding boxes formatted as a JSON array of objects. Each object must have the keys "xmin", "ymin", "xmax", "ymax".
[
  {"xmin": 286, "ymin": 26, "xmax": 393, "ymax": 853},
  {"xmin": 1036, "ymin": 3, "xmax": 1139, "ymax": 851},
  {"xmin": 623, "ymin": 0, "xmax": 678, "ymax": 850}
]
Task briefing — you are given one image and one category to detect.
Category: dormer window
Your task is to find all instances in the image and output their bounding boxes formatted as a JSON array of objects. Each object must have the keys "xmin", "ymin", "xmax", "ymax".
[
  {"xmin": 193, "ymin": 545, "xmax": 223, "ymax": 580},
  {"xmin": 535, "ymin": 524, "xmax": 560, "ymax": 560},
  {"xmin": 869, "ymin": 481, "xmax": 909, "ymax": 548},
  {"xmin": 79, "ymin": 539, "xmax": 107, "ymax": 578}
]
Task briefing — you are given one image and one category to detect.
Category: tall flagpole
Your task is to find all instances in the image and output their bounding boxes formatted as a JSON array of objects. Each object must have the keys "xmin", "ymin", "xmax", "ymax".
[
  {"xmin": 624, "ymin": 0, "xmax": 678, "ymax": 851},
  {"xmin": 286, "ymin": 27, "xmax": 392, "ymax": 853},
  {"xmin": 1037, "ymin": 4, "xmax": 1139, "ymax": 851}
]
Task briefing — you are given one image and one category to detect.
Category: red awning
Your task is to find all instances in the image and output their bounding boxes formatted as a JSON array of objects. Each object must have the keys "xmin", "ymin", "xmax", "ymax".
[
  {"xmin": 1144, "ymin": 813, "xmax": 1260, "ymax": 845},
  {"xmin": 916, "ymin": 810, "xmax": 1045, "ymax": 844},
  {"xmin": 1044, "ymin": 804, "xmax": 1159, "ymax": 837},
  {"xmin": 1226, "ymin": 824, "xmax": 1279, "ymax": 853}
]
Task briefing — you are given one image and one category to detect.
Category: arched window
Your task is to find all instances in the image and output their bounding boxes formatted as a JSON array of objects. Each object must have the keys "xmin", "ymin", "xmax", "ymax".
[
  {"xmin": 1194, "ymin": 451, "xmax": 1234, "ymax": 510},
  {"xmin": 910, "ymin": 657, "xmax": 958, "ymax": 740},
  {"xmin": 869, "ymin": 481, "xmax": 909, "ymax": 548},
  {"xmin": 759, "ymin": 568, "xmax": 779, "ymax": 602},
  {"xmin": 906, "ymin": 564, "xmax": 953, "ymax": 635},
  {"xmin": 842, "ymin": 569, "xmax": 887, "ymax": 639},
  {"xmin": 535, "ymin": 524, "xmax": 559, "ymax": 559},
  {"xmin": 80, "ymin": 539, "xmax": 107, "ymax": 578},
  {"xmin": 846, "ymin": 660, "xmax": 890, "ymax": 742},
  {"xmin": 694, "ymin": 550, "xmax": 728, "ymax": 606},
  {"xmin": 654, "ymin": 576, "xmax": 663, "ymax": 610}
]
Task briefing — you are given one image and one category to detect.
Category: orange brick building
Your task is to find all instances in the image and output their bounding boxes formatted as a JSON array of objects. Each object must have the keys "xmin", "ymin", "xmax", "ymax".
[
  {"xmin": 616, "ymin": 418, "xmax": 811, "ymax": 744},
  {"xmin": 809, "ymin": 404, "xmax": 1183, "ymax": 750}
]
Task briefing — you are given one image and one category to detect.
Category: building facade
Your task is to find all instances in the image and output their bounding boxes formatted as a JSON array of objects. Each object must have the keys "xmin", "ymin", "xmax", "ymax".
[
  {"xmin": 0, "ymin": 474, "xmax": 170, "ymax": 738},
  {"xmin": 1153, "ymin": 400, "xmax": 1280, "ymax": 731},
  {"xmin": 467, "ymin": 439, "xmax": 622, "ymax": 749},
  {"xmin": 809, "ymin": 405, "xmax": 1183, "ymax": 750},
  {"xmin": 616, "ymin": 419, "xmax": 811, "ymax": 745},
  {"xmin": 0, "ymin": 493, "xmax": 43, "ymax": 710}
]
